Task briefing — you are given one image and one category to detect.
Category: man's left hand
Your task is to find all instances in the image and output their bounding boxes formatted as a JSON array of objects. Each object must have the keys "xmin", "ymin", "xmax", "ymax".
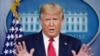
[{"xmin": 71, "ymin": 44, "xmax": 93, "ymax": 56}]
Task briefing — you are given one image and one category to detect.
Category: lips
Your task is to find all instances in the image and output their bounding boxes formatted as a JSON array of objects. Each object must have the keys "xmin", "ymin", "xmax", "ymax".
[{"xmin": 49, "ymin": 29, "xmax": 55, "ymax": 33}]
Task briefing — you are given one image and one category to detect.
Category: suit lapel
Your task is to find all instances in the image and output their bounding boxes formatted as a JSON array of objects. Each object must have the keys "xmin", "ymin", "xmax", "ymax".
[
  {"xmin": 34, "ymin": 32, "xmax": 70, "ymax": 56},
  {"xmin": 34, "ymin": 31, "xmax": 46, "ymax": 56},
  {"xmin": 59, "ymin": 34, "xmax": 69, "ymax": 56}
]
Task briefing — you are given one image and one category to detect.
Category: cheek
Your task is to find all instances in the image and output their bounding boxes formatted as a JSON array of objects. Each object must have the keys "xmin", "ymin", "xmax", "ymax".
[
  {"xmin": 41, "ymin": 22, "xmax": 49, "ymax": 29},
  {"xmin": 55, "ymin": 22, "xmax": 62, "ymax": 29}
]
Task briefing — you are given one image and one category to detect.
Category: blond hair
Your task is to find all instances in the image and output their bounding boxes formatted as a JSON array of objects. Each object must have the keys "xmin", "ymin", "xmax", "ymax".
[{"xmin": 39, "ymin": 3, "xmax": 64, "ymax": 19}]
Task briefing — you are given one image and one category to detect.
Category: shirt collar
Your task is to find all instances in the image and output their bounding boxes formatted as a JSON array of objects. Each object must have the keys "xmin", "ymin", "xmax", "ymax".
[{"xmin": 42, "ymin": 32, "xmax": 59, "ymax": 42}]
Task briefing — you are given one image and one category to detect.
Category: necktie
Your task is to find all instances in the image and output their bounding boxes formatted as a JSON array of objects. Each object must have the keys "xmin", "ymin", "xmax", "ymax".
[{"xmin": 48, "ymin": 38, "xmax": 56, "ymax": 56}]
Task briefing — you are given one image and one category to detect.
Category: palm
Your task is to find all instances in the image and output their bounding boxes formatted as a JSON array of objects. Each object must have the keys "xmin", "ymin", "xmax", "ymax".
[
  {"xmin": 72, "ymin": 44, "xmax": 92, "ymax": 56},
  {"xmin": 17, "ymin": 49, "xmax": 34, "ymax": 56},
  {"xmin": 76, "ymin": 50, "xmax": 87, "ymax": 56},
  {"xmin": 16, "ymin": 41, "xmax": 34, "ymax": 56}
]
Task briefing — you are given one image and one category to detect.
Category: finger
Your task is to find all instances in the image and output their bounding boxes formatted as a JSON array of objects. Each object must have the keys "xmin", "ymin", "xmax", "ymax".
[
  {"xmin": 71, "ymin": 50, "xmax": 76, "ymax": 56},
  {"xmin": 83, "ymin": 44, "xmax": 89, "ymax": 53},
  {"xmin": 90, "ymin": 53, "xmax": 94, "ymax": 56},
  {"xmin": 22, "ymin": 41, "xmax": 27, "ymax": 50},
  {"xmin": 79, "ymin": 44, "xmax": 85, "ymax": 52},
  {"xmin": 87, "ymin": 48, "xmax": 91, "ymax": 55},
  {"xmin": 15, "ymin": 45, "xmax": 22, "ymax": 56},
  {"xmin": 87, "ymin": 48, "xmax": 94, "ymax": 56},
  {"xmin": 16, "ymin": 44, "xmax": 21, "ymax": 53},
  {"xmin": 14, "ymin": 50, "xmax": 18, "ymax": 56},
  {"xmin": 18, "ymin": 42, "xmax": 23, "ymax": 51},
  {"xmin": 30, "ymin": 48, "xmax": 35, "ymax": 55}
]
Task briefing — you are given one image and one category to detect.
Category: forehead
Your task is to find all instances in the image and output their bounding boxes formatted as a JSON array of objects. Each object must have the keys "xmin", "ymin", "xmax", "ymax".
[{"xmin": 40, "ymin": 13, "xmax": 62, "ymax": 18}]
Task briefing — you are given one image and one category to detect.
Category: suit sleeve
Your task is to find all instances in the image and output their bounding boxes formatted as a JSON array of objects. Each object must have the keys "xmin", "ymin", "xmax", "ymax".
[{"xmin": 75, "ymin": 39, "xmax": 82, "ymax": 54}]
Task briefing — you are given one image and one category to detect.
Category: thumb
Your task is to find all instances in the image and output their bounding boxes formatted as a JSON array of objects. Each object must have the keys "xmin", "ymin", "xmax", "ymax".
[
  {"xmin": 30, "ymin": 48, "xmax": 35, "ymax": 55},
  {"xmin": 71, "ymin": 50, "xmax": 77, "ymax": 56}
]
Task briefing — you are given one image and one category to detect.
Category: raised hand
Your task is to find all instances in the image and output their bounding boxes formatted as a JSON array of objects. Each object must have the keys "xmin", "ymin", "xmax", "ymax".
[
  {"xmin": 15, "ymin": 41, "xmax": 35, "ymax": 56},
  {"xmin": 72, "ymin": 44, "xmax": 93, "ymax": 56}
]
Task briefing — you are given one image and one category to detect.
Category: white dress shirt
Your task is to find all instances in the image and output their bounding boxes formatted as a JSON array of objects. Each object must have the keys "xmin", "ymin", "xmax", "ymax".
[{"xmin": 42, "ymin": 32, "xmax": 59, "ymax": 56}]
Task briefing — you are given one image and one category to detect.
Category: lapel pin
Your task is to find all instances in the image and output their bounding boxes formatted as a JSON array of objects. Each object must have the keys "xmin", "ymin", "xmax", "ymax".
[{"xmin": 64, "ymin": 42, "xmax": 67, "ymax": 45}]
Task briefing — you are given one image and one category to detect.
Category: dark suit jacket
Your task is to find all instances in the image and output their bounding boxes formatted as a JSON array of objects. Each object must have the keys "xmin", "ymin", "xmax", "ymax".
[{"xmin": 17, "ymin": 31, "xmax": 81, "ymax": 56}]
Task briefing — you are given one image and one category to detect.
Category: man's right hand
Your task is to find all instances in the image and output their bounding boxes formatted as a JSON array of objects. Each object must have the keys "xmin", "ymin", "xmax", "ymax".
[{"xmin": 15, "ymin": 41, "xmax": 35, "ymax": 56}]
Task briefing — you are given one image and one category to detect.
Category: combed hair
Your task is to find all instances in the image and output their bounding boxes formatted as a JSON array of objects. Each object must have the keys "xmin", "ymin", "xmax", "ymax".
[{"xmin": 39, "ymin": 3, "xmax": 64, "ymax": 19}]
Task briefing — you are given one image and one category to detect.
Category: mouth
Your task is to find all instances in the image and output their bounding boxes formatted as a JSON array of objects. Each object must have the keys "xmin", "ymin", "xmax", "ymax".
[{"xmin": 49, "ymin": 29, "xmax": 55, "ymax": 33}]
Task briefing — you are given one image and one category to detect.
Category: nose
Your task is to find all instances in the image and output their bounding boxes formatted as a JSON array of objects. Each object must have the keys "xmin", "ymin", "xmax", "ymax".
[{"xmin": 49, "ymin": 20, "xmax": 54, "ymax": 26}]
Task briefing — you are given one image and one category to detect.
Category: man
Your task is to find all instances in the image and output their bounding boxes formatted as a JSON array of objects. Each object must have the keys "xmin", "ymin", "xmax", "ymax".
[{"xmin": 16, "ymin": 3, "xmax": 92, "ymax": 56}]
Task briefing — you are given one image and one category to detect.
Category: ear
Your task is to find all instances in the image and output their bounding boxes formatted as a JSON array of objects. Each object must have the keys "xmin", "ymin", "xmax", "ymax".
[
  {"xmin": 39, "ymin": 17, "xmax": 43, "ymax": 26},
  {"xmin": 61, "ymin": 18, "xmax": 64, "ymax": 25}
]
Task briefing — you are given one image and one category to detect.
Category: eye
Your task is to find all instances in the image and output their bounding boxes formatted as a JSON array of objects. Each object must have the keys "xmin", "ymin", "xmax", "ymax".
[
  {"xmin": 44, "ymin": 18, "xmax": 50, "ymax": 21},
  {"xmin": 53, "ymin": 18, "xmax": 58, "ymax": 20}
]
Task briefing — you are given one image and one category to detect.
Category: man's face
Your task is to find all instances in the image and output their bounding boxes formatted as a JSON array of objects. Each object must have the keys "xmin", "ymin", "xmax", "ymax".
[{"xmin": 40, "ymin": 13, "xmax": 63, "ymax": 37}]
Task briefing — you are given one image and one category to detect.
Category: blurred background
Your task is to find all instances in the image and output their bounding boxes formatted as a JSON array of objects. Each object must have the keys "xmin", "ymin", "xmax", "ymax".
[{"xmin": 0, "ymin": 0, "xmax": 100, "ymax": 56}]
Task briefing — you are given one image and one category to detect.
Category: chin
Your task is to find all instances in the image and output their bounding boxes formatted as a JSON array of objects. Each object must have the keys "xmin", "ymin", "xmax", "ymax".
[{"xmin": 48, "ymin": 33, "xmax": 57, "ymax": 37}]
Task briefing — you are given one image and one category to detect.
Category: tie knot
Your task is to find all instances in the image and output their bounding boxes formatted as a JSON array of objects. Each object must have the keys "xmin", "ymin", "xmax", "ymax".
[{"xmin": 49, "ymin": 38, "xmax": 54, "ymax": 42}]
